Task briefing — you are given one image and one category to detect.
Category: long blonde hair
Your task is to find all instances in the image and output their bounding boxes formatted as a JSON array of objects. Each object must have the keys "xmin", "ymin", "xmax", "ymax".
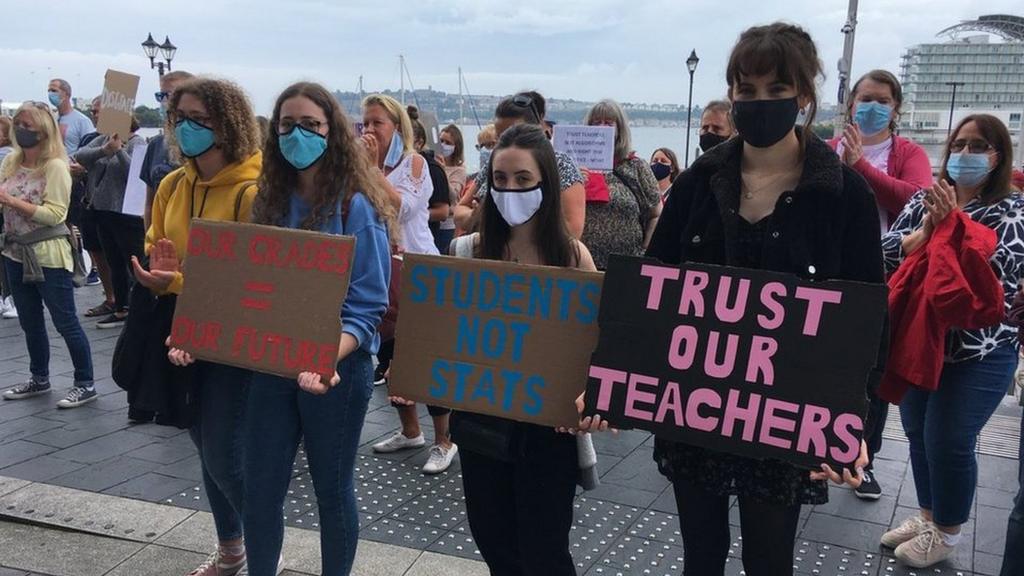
[
  {"xmin": 361, "ymin": 94, "xmax": 415, "ymax": 157},
  {"xmin": 1, "ymin": 103, "xmax": 68, "ymax": 179}
]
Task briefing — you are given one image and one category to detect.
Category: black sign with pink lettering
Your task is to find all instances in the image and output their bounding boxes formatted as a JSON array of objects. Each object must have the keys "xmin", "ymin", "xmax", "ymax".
[{"xmin": 583, "ymin": 255, "xmax": 887, "ymax": 472}]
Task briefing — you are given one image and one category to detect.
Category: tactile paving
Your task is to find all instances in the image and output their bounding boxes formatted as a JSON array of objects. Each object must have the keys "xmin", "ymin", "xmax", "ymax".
[
  {"xmin": 590, "ymin": 535, "xmax": 685, "ymax": 575},
  {"xmin": 389, "ymin": 496, "xmax": 466, "ymax": 530},
  {"xmin": 625, "ymin": 509, "xmax": 682, "ymax": 546},
  {"xmin": 426, "ymin": 520, "xmax": 481, "ymax": 562},
  {"xmin": 359, "ymin": 517, "xmax": 444, "ymax": 548},
  {"xmin": 571, "ymin": 498, "xmax": 643, "ymax": 572}
]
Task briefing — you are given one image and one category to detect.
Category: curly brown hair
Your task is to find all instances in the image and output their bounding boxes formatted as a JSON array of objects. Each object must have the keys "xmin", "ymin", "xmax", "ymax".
[
  {"xmin": 251, "ymin": 82, "xmax": 398, "ymax": 240},
  {"xmin": 164, "ymin": 77, "xmax": 261, "ymax": 165}
]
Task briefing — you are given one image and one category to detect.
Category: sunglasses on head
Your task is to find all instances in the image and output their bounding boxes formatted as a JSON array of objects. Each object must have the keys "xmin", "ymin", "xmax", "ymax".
[
  {"xmin": 512, "ymin": 94, "xmax": 542, "ymax": 124},
  {"xmin": 155, "ymin": 91, "xmax": 170, "ymax": 103}
]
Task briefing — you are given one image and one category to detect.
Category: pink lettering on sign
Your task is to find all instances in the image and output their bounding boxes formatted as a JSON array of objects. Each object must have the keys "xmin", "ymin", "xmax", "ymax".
[
  {"xmin": 759, "ymin": 398, "xmax": 800, "ymax": 450},
  {"xmin": 794, "ymin": 287, "xmax": 843, "ymax": 336},
  {"xmin": 797, "ymin": 404, "xmax": 832, "ymax": 458},
  {"xmin": 704, "ymin": 331, "xmax": 740, "ymax": 379},
  {"xmin": 679, "ymin": 270, "xmax": 710, "ymax": 317},
  {"xmin": 640, "ymin": 264, "xmax": 680, "ymax": 310},
  {"xmin": 722, "ymin": 389, "xmax": 762, "ymax": 442},
  {"xmin": 686, "ymin": 388, "xmax": 721, "ymax": 432},
  {"xmin": 654, "ymin": 381, "xmax": 685, "ymax": 425},
  {"xmin": 745, "ymin": 336, "xmax": 778, "ymax": 386},
  {"xmin": 757, "ymin": 282, "xmax": 787, "ymax": 330},
  {"xmin": 668, "ymin": 325, "xmax": 699, "ymax": 370},
  {"xmin": 589, "ymin": 366, "xmax": 629, "ymax": 411},
  {"xmin": 624, "ymin": 373, "xmax": 659, "ymax": 420},
  {"xmin": 713, "ymin": 276, "xmax": 750, "ymax": 323},
  {"xmin": 831, "ymin": 413, "xmax": 863, "ymax": 463}
]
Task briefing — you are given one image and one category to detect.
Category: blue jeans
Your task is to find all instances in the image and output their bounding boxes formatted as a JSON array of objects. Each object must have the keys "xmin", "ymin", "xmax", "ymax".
[
  {"xmin": 4, "ymin": 257, "xmax": 92, "ymax": 386},
  {"xmin": 189, "ymin": 361, "xmax": 252, "ymax": 542},
  {"xmin": 900, "ymin": 344, "xmax": 1016, "ymax": 526},
  {"xmin": 243, "ymin": 350, "xmax": 374, "ymax": 576},
  {"xmin": 999, "ymin": 411, "xmax": 1022, "ymax": 576}
]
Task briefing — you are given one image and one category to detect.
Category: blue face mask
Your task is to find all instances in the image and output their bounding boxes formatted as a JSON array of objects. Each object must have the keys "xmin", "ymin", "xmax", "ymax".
[
  {"xmin": 853, "ymin": 102, "xmax": 893, "ymax": 137},
  {"xmin": 384, "ymin": 131, "xmax": 404, "ymax": 168},
  {"xmin": 946, "ymin": 153, "xmax": 992, "ymax": 187},
  {"xmin": 175, "ymin": 118, "xmax": 216, "ymax": 158},
  {"xmin": 279, "ymin": 125, "xmax": 328, "ymax": 171},
  {"xmin": 47, "ymin": 91, "xmax": 62, "ymax": 107}
]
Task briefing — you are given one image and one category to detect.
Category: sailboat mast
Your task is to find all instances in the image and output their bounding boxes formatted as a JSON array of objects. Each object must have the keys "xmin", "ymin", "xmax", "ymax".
[
  {"xmin": 458, "ymin": 66, "xmax": 464, "ymax": 124},
  {"xmin": 400, "ymin": 55, "xmax": 406, "ymax": 105}
]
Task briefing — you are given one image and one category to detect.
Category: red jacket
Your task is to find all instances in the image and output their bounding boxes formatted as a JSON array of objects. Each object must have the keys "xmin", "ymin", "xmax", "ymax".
[
  {"xmin": 879, "ymin": 211, "xmax": 1004, "ymax": 403},
  {"xmin": 828, "ymin": 135, "xmax": 933, "ymax": 227}
]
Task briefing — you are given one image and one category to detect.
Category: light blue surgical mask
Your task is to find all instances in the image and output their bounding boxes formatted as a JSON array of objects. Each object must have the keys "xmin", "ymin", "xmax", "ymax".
[
  {"xmin": 853, "ymin": 102, "xmax": 893, "ymax": 137},
  {"xmin": 175, "ymin": 118, "xmax": 216, "ymax": 158},
  {"xmin": 279, "ymin": 125, "xmax": 328, "ymax": 171},
  {"xmin": 946, "ymin": 153, "xmax": 992, "ymax": 187},
  {"xmin": 47, "ymin": 91, "xmax": 62, "ymax": 107},
  {"xmin": 384, "ymin": 131, "xmax": 404, "ymax": 168}
]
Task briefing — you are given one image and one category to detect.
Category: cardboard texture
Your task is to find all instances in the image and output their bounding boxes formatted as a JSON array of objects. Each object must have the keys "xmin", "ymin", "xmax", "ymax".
[
  {"xmin": 585, "ymin": 255, "xmax": 887, "ymax": 471},
  {"xmin": 170, "ymin": 220, "xmax": 355, "ymax": 378},
  {"xmin": 95, "ymin": 70, "xmax": 140, "ymax": 138},
  {"xmin": 389, "ymin": 254, "xmax": 603, "ymax": 428}
]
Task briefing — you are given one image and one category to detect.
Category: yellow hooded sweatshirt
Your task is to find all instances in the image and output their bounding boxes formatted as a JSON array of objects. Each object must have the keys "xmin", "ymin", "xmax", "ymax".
[{"xmin": 145, "ymin": 152, "xmax": 262, "ymax": 295}]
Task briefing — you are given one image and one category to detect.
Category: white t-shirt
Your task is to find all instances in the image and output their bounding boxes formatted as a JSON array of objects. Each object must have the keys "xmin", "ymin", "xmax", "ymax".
[
  {"xmin": 388, "ymin": 153, "xmax": 439, "ymax": 255},
  {"xmin": 837, "ymin": 137, "xmax": 893, "ymax": 233}
]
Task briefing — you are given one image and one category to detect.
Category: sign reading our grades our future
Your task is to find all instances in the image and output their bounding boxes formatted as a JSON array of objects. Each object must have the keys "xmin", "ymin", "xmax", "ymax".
[
  {"xmin": 584, "ymin": 255, "xmax": 887, "ymax": 471},
  {"xmin": 171, "ymin": 220, "xmax": 355, "ymax": 379},
  {"xmin": 389, "ymin": 254, "xmax": 602, "ymax": 429}
]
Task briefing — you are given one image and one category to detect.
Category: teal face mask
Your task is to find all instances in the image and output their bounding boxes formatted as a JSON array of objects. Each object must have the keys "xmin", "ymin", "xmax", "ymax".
[
  {"xmin": 279, "ymin": 125, "xmax": 328, "ymax": 171},
  {"xmin": 175, "ymin": 118, "xmax": 216, "ymax": 158},
  {"xmin": 853, "ymin": 102, "xmax": 893, "ymax": 137},
  {"xmin": 946, "ymin": 153, "xmax": 992, "ymax": 187},
  {"xmin": 47, "ymin": 91, "xmax": 62, "ymax": 107},
  {"xmin": 384, "ymin": 131, "xmax": 404, "ymax": 168}
]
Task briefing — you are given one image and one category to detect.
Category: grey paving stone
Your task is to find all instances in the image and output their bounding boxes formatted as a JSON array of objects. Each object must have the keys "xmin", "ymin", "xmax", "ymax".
[
  {"xmin": 648, "ymin": 486, "xmax": 677, "ymax": 515},
  {"xmin": 978, "ymin": 455, "xmax": 1020, "ymax": 492},
  {"xmin": 0, "ymin": 455, "xmax": 86, "ymax": 482},
  {"xmin": 49, "ymin": 455, "xmax": 160, "ymax": 492},
  {"xmin": 976, "ymin": 486, "xmax": 1017, "ymax": 510},
  {"xmin": 0, "ymin": 567, "xmax": 29, "ymax": 576},
  {"xmin": 0, "ymin": 416, "xmax": 64, "ymax": 444},
  {"xmin": 104, "ymin": 544, "xmax": 208, "ymax": 576},
  {"xmin": 155, "ymin": 454, "xmax": 203, "ymax": 483},
  {"xmin": 49, "ymin": 429, "xmax": 155, "ymax": 464},
  {"xmin": 599, "ymin": 447, "xmax": 671, "ymax": 494},
  {"xmin": 973, "ymin": 551, "xmax": 1005, "ymax": 576},
  {"xmin": 103, "ymin": 473, "xmax": 200, "ymax": 503},
  {"xmin": 0, "ymin": 476, "xmax": 29, "ymax": 497},
  {"xmin": 976, "ymin": 504, "xmax": 1010, "ymax": 555},
  {"xmin": 0, "ymin": 440, "xmax": 53, "ymax": 468},
  {"xmin": 580, "ymin": 482, "xmax": 661, "ymax": 509},
  {"xmin": 0, "ymin": 482, "xmax": 193, "ymax": 542},
  {"xmin": 592, "ymin": 429, "xmax": 651, "ymax": 458},
  {"xmin": 0, "ymin": 520, "xmax": 141, "ymax": 576},
  {"xmin": 27, "ymin": 412, "xmax": 134, "ymax": 449},
  {"xmin": 153, "ymin": 511, "xmax": 215, "ymax": 553},
  {"xmin": 800, "ymin": 511, "xmax": 887, "ymax": 552},
  {"xmin": 404, "ymin": 551, "xmax": 488, "ymax": 576},
  {"xmin": 812, "ymin": 488, "xmax": 898, "ymax": 526},
  {"xmin": 124, "ymin": 440, "xmax": 196, "ymax": 465}
]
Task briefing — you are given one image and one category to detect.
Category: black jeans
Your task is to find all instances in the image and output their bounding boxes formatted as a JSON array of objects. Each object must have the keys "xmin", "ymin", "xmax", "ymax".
[
  {"xmin": 459, "ymin": 421, "xmax": 578, "ymax": 576},
  {"xmin": 93, "ymin": 211, "xmax": 145, "ymax": 313},
  {"xmin": 864, "ymin": 388, "xmax": 889, "ymax": 468},
  {"xmin": 673, "ymin": 479, "xmax": 802, "ymax": 575}
]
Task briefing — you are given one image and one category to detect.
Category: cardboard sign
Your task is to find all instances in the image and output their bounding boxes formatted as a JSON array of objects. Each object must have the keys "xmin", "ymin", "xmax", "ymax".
[
  {"xmin": 170, "ymin": 220, "xmax": 356, "ymax": 378},
  {"xmin": 552, "ymin": 124, "xmax": 616, "ymax": 170},
  {"xmin": 418, "ymin": 110, "xmax": 442, "ymax": 155},
  {"xmin": 584, "ymin": 255, "xmax": 887, "ymax": 471},
  {"xmin": 389, "ymin": 254, "xmax": 602, "ymax": 428},
  {"xmin": 121, "ymin": 142, "xmax": 148, "ymax": 217},
  {"xmin": 96, "ymin": 69, "xmax": 140, "ymax": 138}
]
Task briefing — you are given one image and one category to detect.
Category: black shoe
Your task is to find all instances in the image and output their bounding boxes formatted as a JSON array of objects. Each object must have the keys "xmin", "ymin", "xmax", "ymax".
[
  {"xmin": 373, "ymin": 364, "xmax": 388, "ymax": 386},
  {"xmin": 96, "ymin": 313, "xmax": 127, "ymax": 329},
  {"xmin": 855, "ymin": 470, "xmax": 883, "ymax": 500},
  {"xmin": 128, "ymin": 407, "xmax": 155, "ymax": 423}
]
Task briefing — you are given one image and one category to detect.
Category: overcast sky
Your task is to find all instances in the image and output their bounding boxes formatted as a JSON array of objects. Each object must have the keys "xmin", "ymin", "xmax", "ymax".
[{"xmin": 2, "ymin": 1, "xmax": 1019, "ymax": 115}]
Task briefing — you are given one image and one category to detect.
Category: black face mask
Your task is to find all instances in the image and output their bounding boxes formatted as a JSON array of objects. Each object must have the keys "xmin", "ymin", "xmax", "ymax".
[
  {"xmin": 14, "ymin": 127, "xmax": 41, "ymax": 149},
  {"xmin": 731, "ymin": 97, "xmax": 800, "ymax": 148},
  {"xmin": 699, "ymin": 132, "xmax": 729, "ymax": 153}
]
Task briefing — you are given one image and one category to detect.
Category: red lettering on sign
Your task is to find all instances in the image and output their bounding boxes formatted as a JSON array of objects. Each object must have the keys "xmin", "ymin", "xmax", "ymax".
[{"xmin": 240, "ymin": 298, "xmax": 272, "ymax": 311}]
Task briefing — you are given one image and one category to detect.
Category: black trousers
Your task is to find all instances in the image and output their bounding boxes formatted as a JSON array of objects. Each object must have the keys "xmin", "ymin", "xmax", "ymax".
[
  {"xmin": 864, "ymin": 389, "xmax": 890, "ymax": 467},
  {"xmin": 673, "ymin": 479, "xmax": 802, "ymax": 575},
  {"xmin": 459, "ymin": 423, "xmax": 578, "ymax": 576},
  {"xmin": 93, "ymin": 211, "xmax": 145, "ymax": 313}
]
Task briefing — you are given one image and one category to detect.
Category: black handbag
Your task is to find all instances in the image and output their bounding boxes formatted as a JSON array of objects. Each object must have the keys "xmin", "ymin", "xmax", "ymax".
[{"xmin": 449, "ymin": 411, "xmax": 518, "ymax": 462}]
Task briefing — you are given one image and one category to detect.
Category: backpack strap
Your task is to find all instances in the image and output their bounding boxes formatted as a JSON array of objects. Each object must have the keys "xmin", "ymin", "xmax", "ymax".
[{"xmin": 234, "ymin": 180, "xmax": 258, "ymax": 221}]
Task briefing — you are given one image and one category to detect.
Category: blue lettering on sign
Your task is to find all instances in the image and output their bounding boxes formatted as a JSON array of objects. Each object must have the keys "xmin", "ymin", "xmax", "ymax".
[
  {"xmin": 431, "ymin": 267, "xmax": 451, "ymax": 305},
  {"xmin": 409, "ymin": 264, "xmax": 430, "ymax": 303},
  {"xmin": 482, "ymin": 318, "xmax": 507, "ymax": 359},
  {"xmin": 470, "ymin": 370, "xmax": 497, "ymax": 404},
  {"xmin": 453, "ymin": 270, "xmax": 475, "ymax": 309},
  {"xmin": 502, "ymin": 273, "xmax": 526, "ymax": 315},
  {"xmin": 577, "ymin": 281, "xmax": 601, "ymax": 324},
  {"xmin": 501, "ymin": 369, "xmax": 522, "ymax": 412},
  {"xmin": 555, "ymin": 278, "xmax": 579, "ymax": 321},
  {"xmin": 478, "ymin": 270, "xmax": 501, "ymax": 311},
  {"xmin": 524, "ymin": 375, "xmax": 546, "ymax": 415},
  {"xmin": 456, "ymin": 315, "xmax": 479, "ymax": 356},
  {"xmin": 429, "ymin": 359, "xmax": 449, "ymax": 398},
  {"xmin": 528, "ymin": 276, "xmax": 553, "ymax": 319}
]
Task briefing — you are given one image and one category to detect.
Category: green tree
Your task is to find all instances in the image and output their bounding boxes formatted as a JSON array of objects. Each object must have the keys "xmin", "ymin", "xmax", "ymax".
[{"xmin": 134, "ymin": 105, "xmax": 163, "ymax": 128}]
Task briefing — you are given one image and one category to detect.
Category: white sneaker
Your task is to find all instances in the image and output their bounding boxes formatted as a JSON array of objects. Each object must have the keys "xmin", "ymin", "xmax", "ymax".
[
  {"xmin": 372, "ymin": 432, "xmax": 426, "ymax": 453},
  {"xmin": 422, "ymin": 443, "xmax": 458, "ymax": 474},
  {"xmin": 1, "ymin": 296, "xmax": 17, "ymax": 319},
  {"xmin": 236, "ymin": 554, "xmax": 284, "ymax": 576},
  {"xmin": 894, "ymin": 523, "xmax": 957, "ymax": 568},
  {"xmin": 881, "ymin": 514, "xmax": 926, "ymax": 548}
]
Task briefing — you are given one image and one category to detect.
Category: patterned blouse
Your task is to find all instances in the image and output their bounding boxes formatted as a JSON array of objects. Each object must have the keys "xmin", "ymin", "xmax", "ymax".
[
  {"xmin": 581, "ymin": 157, "xmax": 661, "ymax": 270},
  {"xmin": 881, "ymin": 189, "xmax": 1024, "ymax": 362}
]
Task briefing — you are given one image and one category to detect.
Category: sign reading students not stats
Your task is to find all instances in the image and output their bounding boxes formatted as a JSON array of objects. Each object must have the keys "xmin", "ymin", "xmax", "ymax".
[{"xmin": 584, "ymin": 255, "xmax": 887, "ymax": 471}]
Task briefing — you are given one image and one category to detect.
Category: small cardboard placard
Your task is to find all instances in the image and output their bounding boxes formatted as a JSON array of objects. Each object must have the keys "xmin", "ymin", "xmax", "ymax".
[
  {"xmin": 121, "ymin": 142, "xmax": 148, "ymax": 217},
  {"xmin": 584, "ymin": 255, "xmax": 887, "ymax": 471},
  {"xmin": 389, "ymin": 254, "xmax": 603, "ymax": 428},
  {"xmin": 96, "ymin": 69, "xmax": 140, "ymax": 138},
  {"xmin": 170, "ymin": 220, "xmax": 356, "ymax": 378},
  {"xmin": 552, "ymin": 124, "xmax": 616, "ymax": 170}
]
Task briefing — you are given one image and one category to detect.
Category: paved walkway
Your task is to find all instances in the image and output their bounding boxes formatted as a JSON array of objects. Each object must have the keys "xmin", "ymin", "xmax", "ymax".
[{"xmin": 0, "ymin": 284, "xmax": 1020, "ymax": 575}]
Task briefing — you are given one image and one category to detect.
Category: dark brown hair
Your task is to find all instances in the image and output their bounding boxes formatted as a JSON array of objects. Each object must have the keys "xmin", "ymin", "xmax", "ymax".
[
  {"xmin": 441, "ymin": 124, "xmax": 464, "ymax": 166},
  {"xmin": 479, "ymin": 124, "xmax": 576, "ymax": 267},
  {"xmin": 939, "ymin": 114, "xmax": 1015, "ymax": 204},
  {"xmin": 726, "ymin": 23, "xmax": 823, "ymax": 143},
  {"xmin": 849, "ymin": 70, "xmax": 903, "ymax": 132},
  {"xmin": 251, "ymin": 81, "xmax": 398, "ymax": 238}
]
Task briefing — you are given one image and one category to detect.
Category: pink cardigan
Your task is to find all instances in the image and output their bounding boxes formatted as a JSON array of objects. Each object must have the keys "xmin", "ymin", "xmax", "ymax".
[{"xmin": 828, "ymin": 134, "xmax": 933, "ymax": 226}]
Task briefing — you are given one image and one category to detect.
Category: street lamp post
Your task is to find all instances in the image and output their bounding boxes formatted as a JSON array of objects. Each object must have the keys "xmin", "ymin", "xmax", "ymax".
[
  {"xmin": 684, "ymin": 49, "xmax": 700, "ymax": 168},
  {"xmin": 142, "ymin": 34, "xmax": 177, "ymax": 77},
  {"xmin": 945, "ymin": 81, "xmax": 964, "ymax": 138}
]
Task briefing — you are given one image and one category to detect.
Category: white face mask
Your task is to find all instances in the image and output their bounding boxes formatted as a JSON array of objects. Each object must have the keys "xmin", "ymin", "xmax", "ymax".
[
  {"xmin": 440, "ymin": 143, "xmax": 456, "ymax": 158},
  {"xmin": 491, "ymin": 186, "xmax": 543, "ymax": 227}
]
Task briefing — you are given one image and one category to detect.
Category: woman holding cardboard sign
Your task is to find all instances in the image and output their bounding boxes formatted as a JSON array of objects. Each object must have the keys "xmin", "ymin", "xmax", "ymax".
[
  {"xmin": 446, "ymin": 123, "xmax": 597, "ymax": 575},
  {"xmin": 580, "ymin": 23, "xmax": 881, "ymax": 576},
  {"xmin": 133, "ymin": 77, "xmax": 262, "ymax": 576},
  {"xmin": 241, "ymin": 81, "xmax": 396, "ymax": 576}
]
